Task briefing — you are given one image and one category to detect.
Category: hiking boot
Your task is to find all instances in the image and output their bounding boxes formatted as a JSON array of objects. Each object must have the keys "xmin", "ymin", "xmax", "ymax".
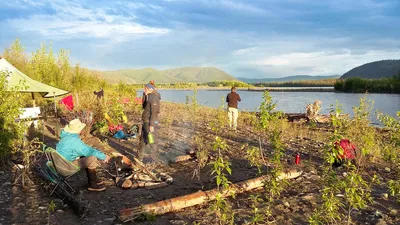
[
  {"xmin": 88, "ymin": 182, "xmax": 106, "ymax": 192},
  {"xmin": 96, "ymin": 180, "xmax": 104, "ymax": 185},
  {"xmin": 86, "ymin": 169, "xmax": 104, "ymax": 185},
  {"xmin": 86, "ymin": 169, "xmax": 106, "ymax": 192}
]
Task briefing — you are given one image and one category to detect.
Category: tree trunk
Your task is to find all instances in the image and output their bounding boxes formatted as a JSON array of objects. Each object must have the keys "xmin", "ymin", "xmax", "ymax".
[{"xmin": 119, "ymin": 170, "xmax": 302, "ymax": 222}]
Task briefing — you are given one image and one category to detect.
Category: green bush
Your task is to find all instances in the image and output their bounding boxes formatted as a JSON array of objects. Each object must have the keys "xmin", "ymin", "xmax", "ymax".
[
  {"xmin": 0, "ymin": 71, "xmax": 26, "ymax": 159},
  {"xmin": 3, "ymin": 39, "xmax": 112, "ymax": 95}
]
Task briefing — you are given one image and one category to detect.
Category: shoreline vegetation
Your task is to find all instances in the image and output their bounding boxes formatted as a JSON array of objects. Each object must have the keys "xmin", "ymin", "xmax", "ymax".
[
  {"xmin": 131, "ymin": 77, "xmax": 400, "ymax": 94},
  {"xmin": 131, "ymin": 79, "xmax": 337, "ymax": 90},
  {"xmin": 334, "ymin": 76, "xmax": 400, "ymax": 93},
  {"xmin": 156, "ymin": 86, "xmax": 335, "ymax": 92}
]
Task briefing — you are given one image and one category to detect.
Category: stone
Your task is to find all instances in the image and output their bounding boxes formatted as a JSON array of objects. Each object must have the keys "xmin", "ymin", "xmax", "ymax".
[
  {"xmin": 301, "ymin": 194, "xmax": 314, "ymax": 201},
  {"xmin": 0, "ymin": 171, "xmax": 4, "ymax": 175},
  {"xmin": 104, "ymin": 218, "xmax": 115, "ymax": 222},
  {"xmin": 38, "ymin": 206, "xmax": 46, "ymax": 210},
  {"xmin": 145, "ymin": 195, "xmax": 154, "ymax": 199},
  {"xmin": 169, "ymin": 220, "xmax": 186, "ymax": 225},
  {"xmin": 2, "ymin": 182, "xmax": 11, "ymax": 187},
  {"xmin": 384, "ymin": 167, "xmax": 391, "ymax": 173},
  {"xmin": 374, "ymin": 210, "xmax": 384, "ymax": 218},
  {"xmin": 17, "ymin": 203, "xmax": 25, "ymax": 207},
  {"xmin": 389, "ymin": 209, "xmax": 397, "ymax": 216},
  {"xmin": 56, "ymin": 209, "xmax": 64, "ymax": 214},
  {"xmin": 380, "ymin": 193, "xmax": 389, "ymax": 199},
  {"xmin": 284, "ymin": 202, "xmax": 290, "ymax": 208}
]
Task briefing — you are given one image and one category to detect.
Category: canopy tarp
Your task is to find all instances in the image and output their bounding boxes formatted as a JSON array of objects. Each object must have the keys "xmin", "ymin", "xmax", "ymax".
[{"xmin": 0, "ymin": 57, "xmax": 69, "ymax": 98}]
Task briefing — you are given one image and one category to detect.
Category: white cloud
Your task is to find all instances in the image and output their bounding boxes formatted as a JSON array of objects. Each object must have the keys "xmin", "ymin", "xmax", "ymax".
[
  {"xmin": 1, "ymin": 0, "xmax": 399, "ymax": 77},
  {"xmin": 251, "ymin": 50, "xmax": 400, "ymax": 75},
  {"xmin": 1, "ymin": 0, "xmax": 47, "ymax": 8},
  {"xmin": 232, "ymin": 47, "xmax": 257, "ymax": 56},
  {"xmin": 8, "ymin": 16, "xmax": 169, "ymax": 38},
  {"xmin": 218, "ymin": 0, "xmax": 272, "ymax": 15},
  {"xmin": 4, "ymin": 0, "xmax": 169, "ymax": 40}
]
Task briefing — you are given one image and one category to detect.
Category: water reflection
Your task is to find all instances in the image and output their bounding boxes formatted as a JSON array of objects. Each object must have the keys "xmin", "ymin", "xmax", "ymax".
[{"xmin": 139, "ymin": 90, "xmax": 400, "ymax": 124}]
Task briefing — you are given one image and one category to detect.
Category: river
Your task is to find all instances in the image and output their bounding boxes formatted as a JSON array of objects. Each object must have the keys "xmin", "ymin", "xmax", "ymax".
[{"xmin": 139, "ymin": 90, "xmax": 400, "ymax": 124}]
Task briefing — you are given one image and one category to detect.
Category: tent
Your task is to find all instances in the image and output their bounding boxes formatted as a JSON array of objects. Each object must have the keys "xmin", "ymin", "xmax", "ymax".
[{"xmin": 0, "ymin": 56, "xmax": 69, "ymax": 97}]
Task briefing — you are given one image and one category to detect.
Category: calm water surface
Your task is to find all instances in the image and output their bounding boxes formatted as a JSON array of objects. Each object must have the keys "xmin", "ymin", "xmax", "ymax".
[{"xmin": 140, "ymin": 90, "xmax": 400, "ymax": 123}]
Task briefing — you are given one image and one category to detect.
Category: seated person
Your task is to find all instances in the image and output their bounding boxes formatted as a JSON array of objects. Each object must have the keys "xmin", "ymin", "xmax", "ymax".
[{"xmin": 56, "ymin": 119, "xmax": 112, "ymax": 192}]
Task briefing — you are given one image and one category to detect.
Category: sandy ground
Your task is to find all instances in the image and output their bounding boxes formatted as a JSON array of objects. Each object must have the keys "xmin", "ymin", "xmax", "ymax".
[{"xmin": 0, "ymin": 103, "xmax": 399, "ymax": 225}]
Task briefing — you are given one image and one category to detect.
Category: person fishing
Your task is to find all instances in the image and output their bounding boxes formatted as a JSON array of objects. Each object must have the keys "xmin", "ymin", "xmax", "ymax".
[
  {"xmin": 226, "ymin": 86, "xmax": 241, "ymax": 131},
  {"xmin": 56, "ymin": 119, "xmax": 120, "ymax": 191},
  {"xmin": 139, "ymin": 83, "xmax": 161, "ymax": 163}
]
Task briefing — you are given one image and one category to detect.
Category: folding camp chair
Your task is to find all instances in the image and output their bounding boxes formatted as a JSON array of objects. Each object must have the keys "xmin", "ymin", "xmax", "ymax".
[{"xmin": 44, "ymin": 147, "xmax": 80, "ymax": 196}]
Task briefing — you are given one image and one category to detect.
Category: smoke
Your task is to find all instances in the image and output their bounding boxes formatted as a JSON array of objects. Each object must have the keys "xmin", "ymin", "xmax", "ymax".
[{"xmin": 148, "ymin": 109, "xmax": 195, "ymax": 165}]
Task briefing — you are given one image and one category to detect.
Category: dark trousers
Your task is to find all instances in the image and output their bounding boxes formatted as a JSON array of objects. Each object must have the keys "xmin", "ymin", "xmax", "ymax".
[
  {"xmin": 138, "ymin": 122, "xmax": 157, "ymax": 159},
  {"xmin": 141, "ymin": 122, "xmax": 150, "ymax": 145}
]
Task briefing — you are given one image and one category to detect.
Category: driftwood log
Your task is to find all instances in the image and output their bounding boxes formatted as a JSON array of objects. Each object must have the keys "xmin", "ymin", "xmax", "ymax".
[{"xmin": 119, "ymin": 170, "xmax": 303, "ymax": 222}]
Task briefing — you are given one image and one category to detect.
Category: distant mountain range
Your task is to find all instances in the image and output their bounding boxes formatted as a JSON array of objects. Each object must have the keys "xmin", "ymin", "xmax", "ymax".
[
  {"xmin": 99, "ymin": 67, "xmax": 238, "ymax": 84},
  {"xmin": 98, "ymin": 59, "xmax": 400, "ymax": 85},
  {"xmin": 237, "ymin": 75, "xmax": 340, "ymax": 83},
  {"xmin": 341, "ymin": 59, "xmax": 400, "ymax": 79}
]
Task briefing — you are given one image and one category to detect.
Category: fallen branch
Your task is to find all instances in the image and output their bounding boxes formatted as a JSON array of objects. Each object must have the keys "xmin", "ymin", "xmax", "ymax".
[{"xmin": 119, "ymin": 170, "xmax": 302, "ymax": 222}]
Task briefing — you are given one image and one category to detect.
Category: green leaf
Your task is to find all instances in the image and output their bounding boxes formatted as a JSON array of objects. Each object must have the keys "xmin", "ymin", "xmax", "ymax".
[{"xmin": 216, "ymin": 176, "xmax": 222, "ymax": 186}]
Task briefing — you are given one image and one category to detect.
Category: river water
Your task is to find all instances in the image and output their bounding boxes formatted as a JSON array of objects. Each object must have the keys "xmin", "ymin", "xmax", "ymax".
[{"xmin": 139, "ymin": 90, "xmax": 400, "ymax": 124}]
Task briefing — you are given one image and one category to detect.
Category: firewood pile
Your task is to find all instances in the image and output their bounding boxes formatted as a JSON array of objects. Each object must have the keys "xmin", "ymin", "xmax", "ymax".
[{"xmin": 112, "ymin": 155, "xmax": 173, "ymax": 190}]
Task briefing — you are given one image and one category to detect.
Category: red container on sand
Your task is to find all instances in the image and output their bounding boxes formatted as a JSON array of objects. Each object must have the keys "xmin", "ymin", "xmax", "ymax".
[{"xmin": 295, "ymin": 153, "xmax": 300, "ymax": 165}]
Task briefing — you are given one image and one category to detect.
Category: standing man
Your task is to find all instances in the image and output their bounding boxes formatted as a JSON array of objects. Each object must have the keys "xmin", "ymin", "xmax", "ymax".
[
  {"xmin": 226, "ymin": 87, "xmax": 241, "ymax": 130},
  {"xmin": 139, "ymin": 84, "xmax": 161, "ymax": 162}
]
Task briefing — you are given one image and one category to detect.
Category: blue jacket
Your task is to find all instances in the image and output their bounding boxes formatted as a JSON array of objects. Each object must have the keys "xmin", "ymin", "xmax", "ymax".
[{"xmin": 56, "ymin": 130, "xmax": 106, "ymax": 162}]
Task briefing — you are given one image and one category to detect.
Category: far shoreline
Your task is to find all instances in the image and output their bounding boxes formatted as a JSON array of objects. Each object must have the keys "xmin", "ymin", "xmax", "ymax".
[{"xmin": 155, "ymin": 86, "xmax": 335, "ymax": 92}]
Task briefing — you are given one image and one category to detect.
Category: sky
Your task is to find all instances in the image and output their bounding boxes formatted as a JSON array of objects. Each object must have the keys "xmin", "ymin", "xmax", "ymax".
[{"xmin": 1, "ymin": 0, "xmax": 400, "ymax": 78}]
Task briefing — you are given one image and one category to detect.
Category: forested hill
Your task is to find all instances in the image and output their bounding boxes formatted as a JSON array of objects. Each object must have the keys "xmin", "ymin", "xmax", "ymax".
[
  {"xmin": 100, "ymin": 67, "xmax": 237, "ymax": 84},
  {"xmin": 341, "ymin": 60, "xmax": 400, "ymax": 79}
]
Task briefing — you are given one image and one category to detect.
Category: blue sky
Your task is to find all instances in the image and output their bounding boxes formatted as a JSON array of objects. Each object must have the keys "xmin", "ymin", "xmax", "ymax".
[{"xmin": 1, "ymin": 0, "xmax": 400, "ymax": 78}]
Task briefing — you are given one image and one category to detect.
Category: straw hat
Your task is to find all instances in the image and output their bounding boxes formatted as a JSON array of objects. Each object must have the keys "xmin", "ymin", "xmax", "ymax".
[{"xmin": 64, "ymin": 119, "xmax": 86, "ymax": 134}]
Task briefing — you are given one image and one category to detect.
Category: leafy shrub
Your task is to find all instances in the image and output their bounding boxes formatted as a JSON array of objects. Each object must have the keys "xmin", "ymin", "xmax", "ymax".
[{"xmin": 0, "ymin": 71, "xmax": 26, "ymax": 159}]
